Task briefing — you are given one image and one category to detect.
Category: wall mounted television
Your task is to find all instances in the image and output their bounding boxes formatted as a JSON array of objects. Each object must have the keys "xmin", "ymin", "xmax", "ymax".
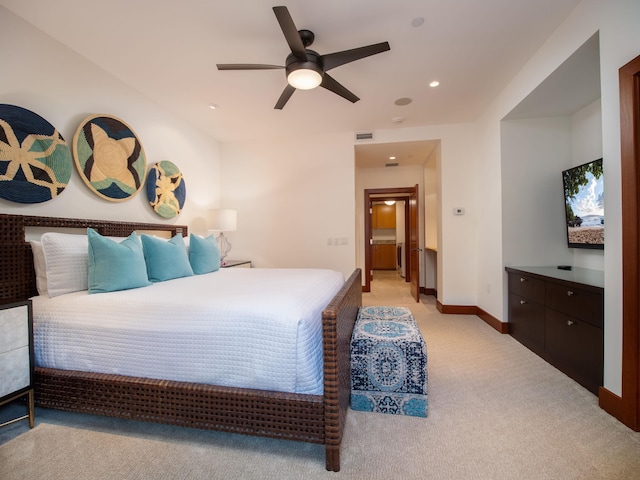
[{"xmin": 562, "ymin": 158, "xmax": 604, "ymax": 249}]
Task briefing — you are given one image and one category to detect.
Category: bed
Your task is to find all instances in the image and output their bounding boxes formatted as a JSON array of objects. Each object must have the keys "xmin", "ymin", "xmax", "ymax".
[{"xmin": 0, "ymin": 214, "xmax": 362, "ymax": 472}]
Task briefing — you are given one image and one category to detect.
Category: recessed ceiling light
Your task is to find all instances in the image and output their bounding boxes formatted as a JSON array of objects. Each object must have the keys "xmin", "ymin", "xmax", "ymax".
[
  {"xmin": 429, "ymin": 81, "xmax": 440, "ymax": 88},
  {"xmin": 394, "ymin": 97, "xmax": 412, "ymax": 106},
  {"xmin": 208, "ymin": 103, "xmax": 218, "ymax": 110},
  {"xmin": 411, "ymin": 17, "xmax": 425, "ymax": 28},
  {"xmin": 389, "ymin": 156, "xmax": 396, "ymax": 160}
]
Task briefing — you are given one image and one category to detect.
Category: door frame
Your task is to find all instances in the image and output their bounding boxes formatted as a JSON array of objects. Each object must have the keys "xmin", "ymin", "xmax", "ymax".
[
  {"xmin": 613, "ymin": 53, "xmax": 640, "ymax": 431},
  {"xmin": 364, "ymin": 186, "xmax": 418, "ymax": 293},
  {"xmin": 408, "ymin": 184, "xmax": 421, "ymax": 302}
]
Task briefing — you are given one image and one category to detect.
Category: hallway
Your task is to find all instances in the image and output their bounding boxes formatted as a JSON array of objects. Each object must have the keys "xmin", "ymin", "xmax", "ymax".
[{"xmin": 366, "ymin": 269, "xmax": 433, "ymax": 308}]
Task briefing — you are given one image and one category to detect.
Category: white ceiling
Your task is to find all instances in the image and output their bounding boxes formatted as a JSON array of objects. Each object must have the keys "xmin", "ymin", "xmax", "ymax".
[
  {"xmin": 355, "ymin": 140, "xmax": 438, "ymax": 169},
  {"xmin": 2, "ymin": 0, "xmax": 584, "ymax": 153},
  {"xmin": 505, "ymin": 32, "xmax": 600, "ymax": 120}
]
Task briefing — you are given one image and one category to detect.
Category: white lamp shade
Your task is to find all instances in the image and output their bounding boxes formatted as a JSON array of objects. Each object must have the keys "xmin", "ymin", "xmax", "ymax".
[{"xmin": 208, "ymin": 209, "xmax": 237, "ymax": 232}]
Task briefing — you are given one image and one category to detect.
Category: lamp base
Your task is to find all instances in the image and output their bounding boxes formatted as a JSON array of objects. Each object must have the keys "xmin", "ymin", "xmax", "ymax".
[{"xmin": 216, "ymin": 232, "xmax": 232, "ymax": 262}]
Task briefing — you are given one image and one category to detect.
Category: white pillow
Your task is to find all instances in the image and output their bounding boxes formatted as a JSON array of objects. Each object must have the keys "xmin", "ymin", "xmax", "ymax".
[
  {"xmin": 41, "ymin": 233, "xmax": 91, "ymax": 297},
  {"xmin": 41, "ymin": 232, "xmax": 130, "ymax": 297},
  {"xmin": 29, "ymin": 240, "xmax": 48, "ymax": 296}
]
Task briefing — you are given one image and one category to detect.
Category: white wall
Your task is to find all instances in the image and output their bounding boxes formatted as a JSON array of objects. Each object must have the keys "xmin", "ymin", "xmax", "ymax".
[
  {"xmin": 220, "ymin": 119, "xmax": 477, "ymax": 304},
  {"xmin": 424, "ymin": 146, "xmax": 439, "ymax": 251},
  {"xmin": 571, "ymin": 99, "xmax": 604, "ymax": 270},
  {"xmin": 475, "ymin": 0, "xmax": 640, "ymax": 396},
  {"xmin": 356, "ymin": 164, "xmax": 425, "ymax": 285},
  {"xmin": 500, "ymin": 100, "xmax": 605, "ymax": 314},
  {"xmin": 0, "ymin": 8, "xmax": 222, "ymax": 232},
  {"xmin": 500, "ymin": 116, "xmax": 574, "ymax": 273},
  {"xmin": 357, "ymin": 124, "xmax": 476, "ymax": 305},
  {"xmin": 220, "ymin": 132, "xmax": 356, "ymax": 279},
  {"xmin": 395, "ymin": 201, "xmax": 406, "ymax": 244}
]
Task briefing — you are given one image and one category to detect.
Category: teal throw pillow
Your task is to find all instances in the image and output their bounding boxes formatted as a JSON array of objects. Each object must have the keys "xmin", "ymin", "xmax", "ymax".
[
  {"xmin": 141, "ymin": 234, "xmax": 194, "ymax": 282},
  {"xmin": 189, "ymin": 234, "xmax": 221, "ymax": 274},
  {"xmin": 87, "ymin": 228, "xmax": 151, "ymax": 294}
]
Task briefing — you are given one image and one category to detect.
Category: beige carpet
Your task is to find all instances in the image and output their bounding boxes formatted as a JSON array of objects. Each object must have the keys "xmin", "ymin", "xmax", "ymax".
[{"xmin": 1, "ymin": 270, "xmax": 639, "ymax": 479}]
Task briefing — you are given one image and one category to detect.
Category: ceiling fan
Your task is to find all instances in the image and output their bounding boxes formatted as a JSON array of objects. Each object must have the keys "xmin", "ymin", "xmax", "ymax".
[{"xmin": 216, "ymin": 6, "xmax": 391, "ymax": 109}]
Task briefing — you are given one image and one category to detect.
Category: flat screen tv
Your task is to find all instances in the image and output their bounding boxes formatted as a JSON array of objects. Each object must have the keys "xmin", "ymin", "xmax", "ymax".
[{"xmin": 562, "ymin": 158, "xmax": 604, "ymax": 249}]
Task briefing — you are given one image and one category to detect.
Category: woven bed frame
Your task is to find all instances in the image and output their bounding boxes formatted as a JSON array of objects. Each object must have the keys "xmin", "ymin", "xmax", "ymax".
[{"xmin": 0, "ymin": 213, "xmax": 362, "ymax": 472}]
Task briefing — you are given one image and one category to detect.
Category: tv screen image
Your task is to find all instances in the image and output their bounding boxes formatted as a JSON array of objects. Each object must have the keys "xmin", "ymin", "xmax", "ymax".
[{"xmin": 562, "ymin": 158, "xmax": 604, "ymax": 249}]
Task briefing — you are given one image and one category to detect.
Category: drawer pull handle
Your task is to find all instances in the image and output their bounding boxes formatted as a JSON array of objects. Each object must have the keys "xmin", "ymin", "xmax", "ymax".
[
  {"xmin": 520, "ymin": 277, "xmax": 526, "ymax": 283},
  {"xmin": 567, "ymin": 320, "xmax": 576, "ymax": 326},
  {"xmin": 567, "ymin": 290, "xmax": 574, "ymax": 296},
  {"xmin": 520, "ymin": 300, "xmax": 526, "ymax": 305}
]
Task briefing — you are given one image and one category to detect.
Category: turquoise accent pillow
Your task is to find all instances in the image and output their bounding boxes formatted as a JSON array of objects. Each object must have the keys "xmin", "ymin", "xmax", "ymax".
[
  {"xmin": 189, "ymin": 234, "xmax": 220, "ymax": 274},
  {"xmin": 87, "ymin": 228, "xmax": 151, "ymax": 294},
  {"xmin": 141, "ymin": 234, "xmax": 194, "ymax": 282}
]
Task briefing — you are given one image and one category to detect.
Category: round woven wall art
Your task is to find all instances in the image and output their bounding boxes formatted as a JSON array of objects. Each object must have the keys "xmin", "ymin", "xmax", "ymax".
[
  {"xmin": 0, "ymin": 104, "xmax": 72, "ymax": 204},
  {"xmin": 146, "ymin": 160, "xmax": 186, "ymax": 218},
  {"xmin": 72, "ymin": 114, "xmax": 146, "ymax": 202}
]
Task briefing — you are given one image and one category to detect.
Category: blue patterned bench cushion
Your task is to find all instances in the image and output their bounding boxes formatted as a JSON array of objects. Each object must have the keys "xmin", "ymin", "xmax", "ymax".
[{"xmin": 351, "ymin": 306, "xmax": 428, "ymax": 417}]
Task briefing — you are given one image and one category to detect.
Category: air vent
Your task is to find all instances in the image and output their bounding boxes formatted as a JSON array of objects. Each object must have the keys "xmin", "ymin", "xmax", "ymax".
[
  {"xmin": 385, "ymin": 162, "xmax": 399, "ymax": 167},
  {"xmin": 355, "ymin": 132, "xmax": 374, "ymax": 141}
]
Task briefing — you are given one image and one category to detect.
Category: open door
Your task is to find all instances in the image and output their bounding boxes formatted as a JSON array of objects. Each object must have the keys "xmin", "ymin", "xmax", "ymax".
[
  {"xmin": 409, "ymin": 185, "xmax": 420, "ymax": 302},
  {"xmin": 363, "ymin": 186, "xmax": 419, "ymax": 299}
]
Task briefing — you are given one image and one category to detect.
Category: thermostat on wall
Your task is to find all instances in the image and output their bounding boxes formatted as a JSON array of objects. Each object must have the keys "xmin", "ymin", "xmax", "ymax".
[{"xmin": 453, "ymin": 207, "xmax": 465, "ymax": 215}]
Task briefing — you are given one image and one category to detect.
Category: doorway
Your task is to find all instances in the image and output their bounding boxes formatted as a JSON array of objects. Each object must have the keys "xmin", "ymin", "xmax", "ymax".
[{"xmin": 364, "ymin": 186, "xmax": 420, "ymax": 301}]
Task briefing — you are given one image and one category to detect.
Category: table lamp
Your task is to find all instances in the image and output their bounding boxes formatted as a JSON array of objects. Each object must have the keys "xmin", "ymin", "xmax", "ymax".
[{"xmin": 208, "ymin": 209, "xmax": 237, "ymax": 264}]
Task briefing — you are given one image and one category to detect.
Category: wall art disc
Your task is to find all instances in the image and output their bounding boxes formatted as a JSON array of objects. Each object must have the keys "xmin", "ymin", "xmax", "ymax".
[
  {"xmin": 146, "ymin": 160, "xmax": 186, "ymax": 219},
  {"xmin": 72, "ymin": 114, "xmax": 146, "ymax": 202},
  {"xmin": 0, "ymin": 104, "xmax": 73, "ymax": 204}
]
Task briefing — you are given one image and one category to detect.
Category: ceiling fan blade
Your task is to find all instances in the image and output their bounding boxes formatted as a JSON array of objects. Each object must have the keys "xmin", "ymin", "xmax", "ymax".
[
  {"xmin": 272, "ymin": 6, "xmax": 307, "ymax": 59},
  {"xmin": 321, "ymin": 74, "xmax": 360, "ymax": 103},
  {"xmin": 321, "ymin": 42, "xmax": 390, "ymax": 71},
  {"xmin": 217, "ymin": 64, "xmax": 284, "ymax": 70},
  {"xmin": 275, "ymin": 84, "xmax": 296, "ymax": 110}
]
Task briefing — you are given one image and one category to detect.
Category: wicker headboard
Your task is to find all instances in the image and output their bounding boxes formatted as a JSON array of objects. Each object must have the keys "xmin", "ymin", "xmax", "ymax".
[{"xmin": 0, "ymin": 214, "xmax": 188, "ymax": 305}]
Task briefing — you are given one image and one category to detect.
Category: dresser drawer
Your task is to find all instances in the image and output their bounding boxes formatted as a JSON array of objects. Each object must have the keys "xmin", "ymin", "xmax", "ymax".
[
  {"xmin": 545, "ymin": 308, "xmax": 603, "ymax": 394},
  {"xmin": 0, "ymin": 304, "xmax": 29, "ymax": 354},
  {"xmin": 508, "ymin": 273, "xmax": 545, "ymax": 303},
  {"xmin": 0, "ymin": 346, "xmax": 30, "ymax": 398},
  {"xmin": 508, "ymin": 293, "xmax": 545, "ymax": 356},
  {"xmin": 545, "ymin": 282, "xmax": 603, "ymax": 328},
  {"xmin": 506, "ymin": 266, "xmax": 603, "ymax": 396}
]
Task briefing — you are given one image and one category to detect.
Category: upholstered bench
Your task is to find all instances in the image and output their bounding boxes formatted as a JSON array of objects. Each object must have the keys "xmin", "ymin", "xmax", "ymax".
[{"xmin": 350, "ymin": 306, "xmax": 428, "ymax": 417}]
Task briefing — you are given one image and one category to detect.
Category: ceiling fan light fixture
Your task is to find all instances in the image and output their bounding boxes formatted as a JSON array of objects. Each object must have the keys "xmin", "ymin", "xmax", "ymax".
[
  {"xmin": 286, "ymin": 63, "xmax": 323, "ymax": 90},
  {"xmin": 218, "ymin": 6, "xmax": 390, "ymax": 109}
]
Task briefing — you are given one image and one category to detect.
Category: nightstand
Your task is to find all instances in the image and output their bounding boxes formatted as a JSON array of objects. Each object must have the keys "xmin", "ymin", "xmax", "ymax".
[
  {"xmin": 0, "ymin": 300, "xmax": 35, "ymax": 429},
  {"xmin": 221, "ymin": 260, "xmax": 252, "ymax": 268}
]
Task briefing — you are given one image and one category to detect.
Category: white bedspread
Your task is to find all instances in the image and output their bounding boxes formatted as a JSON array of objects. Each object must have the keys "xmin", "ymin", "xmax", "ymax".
[{"xmin": 31, "ymin": 268, "xmax": 345, "ymax": 395}]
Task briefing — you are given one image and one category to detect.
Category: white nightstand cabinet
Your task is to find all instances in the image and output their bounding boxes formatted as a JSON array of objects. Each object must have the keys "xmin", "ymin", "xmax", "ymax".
[{"xmin": 0, "ymin": 300, "xmax": 35, "ymax": 429}]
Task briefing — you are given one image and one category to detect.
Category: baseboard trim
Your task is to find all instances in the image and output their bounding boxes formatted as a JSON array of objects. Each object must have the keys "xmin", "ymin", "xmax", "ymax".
[
  {"xmin": 477, "ymin": 307, "xmax": 509, "ymax": 334},
  {"xmin": 436, "ymin": 301, "xmax": 508, "ymax": 334},
  {"xmin": 599, "ymin": 387, "xmax": 625, "ymax": 424},
  {"xmin": 437, "ymin": 302, "xmax": 476, "ymax": 315}
]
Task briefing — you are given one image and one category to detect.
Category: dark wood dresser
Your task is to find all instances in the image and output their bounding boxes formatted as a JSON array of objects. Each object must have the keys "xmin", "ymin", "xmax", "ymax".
[{"xmin": 505, "ymin": 266, "xmax": 604, "ymax": 394}]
